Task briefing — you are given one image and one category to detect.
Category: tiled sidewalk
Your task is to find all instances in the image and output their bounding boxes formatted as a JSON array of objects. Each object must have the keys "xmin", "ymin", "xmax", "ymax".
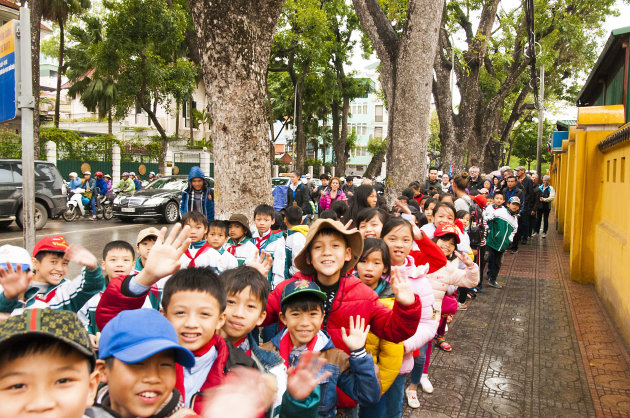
[{"xmin": 403, "ymin": 221, "xmax": 630, "ymax": 417}]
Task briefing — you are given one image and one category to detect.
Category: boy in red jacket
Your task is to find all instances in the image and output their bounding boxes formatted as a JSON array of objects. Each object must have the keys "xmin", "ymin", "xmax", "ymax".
[{"xmin": 263, "ymin": 219, "xmax": 445, "ymax": 409}]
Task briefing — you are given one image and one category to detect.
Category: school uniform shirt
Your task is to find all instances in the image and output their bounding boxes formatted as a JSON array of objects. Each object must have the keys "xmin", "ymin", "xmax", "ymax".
[
  {"xmin": 284, "ymin": 225, "xmax": 308, "ymax": 279},
  {"xmin": 223, "ymin": 237, "xmax": 258, "ymax": 266},
  {"xmin": 0, "ymin": 266, "xmax": 105, "ymax": 316},
  {"xmin": 483, "ymin": 204, "xmax": 519, "ymax": 252},
  {"xmin": 253, "ymin": 229, "xmax": 286, "ymax": 288}
]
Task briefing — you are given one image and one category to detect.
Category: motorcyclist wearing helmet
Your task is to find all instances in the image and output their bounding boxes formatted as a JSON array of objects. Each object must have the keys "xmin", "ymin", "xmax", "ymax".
[
  {"xmin": 116, "ymin": 172, "xmax": 135, "ymax": 194},
  {"xmin": 95, "ymin": 172, "xmax": 108, "ymax": 198},
  {"xmin": 81, "ymin": 171, "xmax": 97, "ymax": 220}
]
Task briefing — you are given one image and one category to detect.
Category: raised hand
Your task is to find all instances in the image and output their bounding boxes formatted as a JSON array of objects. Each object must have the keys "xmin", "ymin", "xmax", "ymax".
[
  {"xmin": 341, "ymin": 315, "xmax": 370, "ymax": 352},
  {"xmin": 390, "ymin": 266, "xmax": 415, "ymax": 306},
  {"xmin": 249, "ymin": 251, "xmax": 273, "ymax": 277},
  {"xmin": 64, "ymin": 244, "xmax": 98, "ymax": 270},
  {"xmin": 454, "ymin": 250, "xmax": 474, "ymax": 268},
  {"xmin": 412, "ymin": 224, "xmax": 424, "ymax": 240},
  {"xmin": 287, "ymin": 350, "xmax": 331, "ymax": 400},
  {"xmin": 0, "ymin": 262, "xmax": 33, "ymax": 299},
  {"xmin": 136, "ymin": 224, "xmax": 191, "ymax": 286}
]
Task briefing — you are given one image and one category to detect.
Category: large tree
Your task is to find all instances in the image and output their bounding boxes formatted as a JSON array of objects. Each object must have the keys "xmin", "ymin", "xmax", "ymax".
[
  {"xmin": 433, "ymin": 0, "xmax": 617, "ymax": 172},
  {"xmin": 352, "ymin": 0, "xmax": 445, "ymax": 200},
  {"xmin": 97, "ymin": 0, "xmax": 196, "ymax": 174},
  {"xmin": 187, "ymin": 0, "xmax": 284, "ymax": 217}
]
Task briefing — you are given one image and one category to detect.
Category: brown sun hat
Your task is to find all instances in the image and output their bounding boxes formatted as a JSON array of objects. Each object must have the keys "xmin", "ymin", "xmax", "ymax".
[
  {"xmin": 294, "ymin": 219, "xmax": 363, "ymax": 276},
  {"xmin": 227, "ymin": 213, "xmax": 252, "ymax": 238}
]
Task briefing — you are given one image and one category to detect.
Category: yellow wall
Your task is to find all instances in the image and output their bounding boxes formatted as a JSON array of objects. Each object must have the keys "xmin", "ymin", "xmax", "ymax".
[{"xmin": 553, "ymin": 105, "xmax": 630, "ymax": 343}]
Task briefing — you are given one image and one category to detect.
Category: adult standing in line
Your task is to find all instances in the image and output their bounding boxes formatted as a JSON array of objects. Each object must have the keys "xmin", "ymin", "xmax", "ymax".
[
  {"xmin": 285, "ymin": 170, "xmax": 312, "ymax": 216},
  {"xmin": 313, "ymin": 173, "xmax": 330, "ymax": 214},
  {"xmin": 424, "ymin": 167, "xmax": 441, "ymax": 194},
  {"xmin": 342, "ymin": 176, "xmax": 356, "ymax": 198},
  {"xmin": 318, "ymin": 176, "xmax": 347, "ymax": 211},
  {"xmin": 468, "ymin": 166, "xmax": 484, "ymax": 193},
  {"xmin": 529, "ymin": 173, "xmax": 542, "ymax": 238},
  {"xmin": 452, "ymin": 172, "xmax": 473, "ymax": 214},
  {"xmin": 535, "ymin": 175, "xmax": 555, "ymax": 238},
  {"xmin": 440, "ymin": 173, "xmax": 452, "ymax": 194},
  {"xmin": 515, "ymin": 166, "xmax": 534, "ymax": 245}
]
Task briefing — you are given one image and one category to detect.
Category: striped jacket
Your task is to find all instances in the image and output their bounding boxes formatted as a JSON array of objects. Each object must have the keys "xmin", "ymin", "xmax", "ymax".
[{"xmin": 0, "ymin": 266, "xmax": 105, "ymax": 316}]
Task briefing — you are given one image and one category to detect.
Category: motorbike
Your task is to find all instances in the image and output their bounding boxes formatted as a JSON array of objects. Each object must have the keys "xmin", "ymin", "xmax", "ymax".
[{"xmin": 62, "ymin": 188, "xmax": 114, "ymax": 222}]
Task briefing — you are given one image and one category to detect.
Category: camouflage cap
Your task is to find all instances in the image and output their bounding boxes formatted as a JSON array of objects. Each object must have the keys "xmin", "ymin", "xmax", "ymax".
[{"xmin": 0, "ymin": 308, "xmax": 95, "ymax": 369}]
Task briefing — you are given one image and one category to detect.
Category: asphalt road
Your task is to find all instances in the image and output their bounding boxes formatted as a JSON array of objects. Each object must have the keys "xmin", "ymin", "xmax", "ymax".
[{"xmin": 0, "ymin": 218, "xmax": 171, "ymax": 278}]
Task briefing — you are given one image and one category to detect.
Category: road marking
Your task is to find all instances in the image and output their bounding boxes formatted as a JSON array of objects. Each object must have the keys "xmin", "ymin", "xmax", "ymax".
[{"xmin": 0, "ymin": 224, "xmax": 155, "ymax": 243}]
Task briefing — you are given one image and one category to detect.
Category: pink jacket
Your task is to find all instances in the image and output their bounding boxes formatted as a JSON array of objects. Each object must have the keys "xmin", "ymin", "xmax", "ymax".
[
  {"xmin": 319, "ymin": 189, "xmax": 346, "ymax": 211},
  {"xmin": 395, "ymin": 257, "xmax": 437, "ymax": 374},
  {"xmin": 427, "ymin": 258, "xmax": 479, "ymax": 315}
]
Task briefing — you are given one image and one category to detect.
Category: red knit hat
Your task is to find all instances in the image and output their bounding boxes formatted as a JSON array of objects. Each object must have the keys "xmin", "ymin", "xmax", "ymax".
[{"xmin": 472, "ymin": 194, "xmax": 487, "ymax": 208}]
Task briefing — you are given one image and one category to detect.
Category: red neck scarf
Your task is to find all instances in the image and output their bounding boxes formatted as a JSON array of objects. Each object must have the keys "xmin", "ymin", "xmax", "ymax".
[
  {"xmin": 279, "ymin": 331, "xmax": 318, "ymax": 369},
  {"xmin": 255, "ymin": 230, "xmax": 271, "ymax": 251},
  {"xmin": 226, "ymin": 237, "xmax": 245, "ymax": 256},
  {"xmin": 193, "ymin": 333, "xmax": 220, "ymax": 357},
  {"xmin": 234, "ymin": 336, "xmax": 251, "ymax": 356},
  {"xmin": 184, "ymin": 242, "xmax": 212, "ymax": 267}
]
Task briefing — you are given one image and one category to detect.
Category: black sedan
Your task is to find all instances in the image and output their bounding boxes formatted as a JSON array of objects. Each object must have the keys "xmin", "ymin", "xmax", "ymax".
[{"xmin": 113, "ymin": 175, "xmax": 214, "ymax": 223}]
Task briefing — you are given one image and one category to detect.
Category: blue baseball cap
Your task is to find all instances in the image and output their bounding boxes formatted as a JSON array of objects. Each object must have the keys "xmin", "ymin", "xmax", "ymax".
[{"xmin": 99, "ymin": 309, "xmax": 195, "ymax": 368}]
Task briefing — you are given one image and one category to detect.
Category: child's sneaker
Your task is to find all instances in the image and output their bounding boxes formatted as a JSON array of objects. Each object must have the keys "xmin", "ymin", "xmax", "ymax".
[
  {"xmin": 532, "ymin": 232, "xmax": 538, "ymax": 237},
  {"xmin": 457, "ymin": 302, "xmax": 467, "ymax": 310},
  {"xmin": 420, "ymin": 374, "xmax": 434, "ymax": 394},
  {"xmin": 405, "ymin": 388, "xmax": 420, "ymax": 408},
  {"xmin": 488, "ymin": 280, "xmax": 503, "ymax": 289},
  {"xmin": 542, "ymin": 233, "xmax": 547, "ymax": 238}
]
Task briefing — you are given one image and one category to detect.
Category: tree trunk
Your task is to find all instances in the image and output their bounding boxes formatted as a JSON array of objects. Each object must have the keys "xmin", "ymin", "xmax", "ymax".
[
  {"xmin": 188, "ymin": 96, "xmax": 194, "ymax": 146},
  {"xmin": 175, "ymin": 99, "xmax": 180, "ymax": 139},
  {"xmin": 338, "ymin": 95, "xmax": 349, "ymax": 176},
  {"xmin": 108, "ymin": 111, "xmax": 113, "ymax": 135},
  {"xmin": 364, "ymin": 150, "xmax": 385, "ymax": 178},
  {"xmin": 353, "ymin": 0, "xmax": 444, "ymax": 203},
  {"xmin": 294, "ymin": 80, "xmax": 305, "ymax": 173},
  {"xmin": 54, "ymin": 16, "xmax": 64, "ymax": 128},
  {"xmin": 31, "ymin": 0, "xmax": 42, "ymax": 159},
  {"xmin": 188, "ymin": 0, "xmax": 280, "ymax": 218},
  {"xmin": 332, "ymin": 100, "xmax": 344, "ymax": 174},
  {"xmin": 266, "ymin": 78, "xmax": 275, "ymax": 174},
  {"xmin": 138, "ymin": 95, "xmax": 169, "ymax": 174}
]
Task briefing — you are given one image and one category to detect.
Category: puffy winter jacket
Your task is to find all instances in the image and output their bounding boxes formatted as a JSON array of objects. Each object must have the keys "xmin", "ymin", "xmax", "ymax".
[
  {"xmin": 427, "ymin": 258, "xmax": 479, "ymax": 315},
  {"xmin": 318, "ymin": 189, "xmax": 346, "ymax": 211},
  {"xmin": 364, "ymin": 282, "xmax": 404, "ymax": 395},
  {"xmin": 484, "ymin": 204, "xmax": 518, "ymax": 252},
  {"xmin": 180, "ymin": 166, "xmax": 214, "ymax": 220}
]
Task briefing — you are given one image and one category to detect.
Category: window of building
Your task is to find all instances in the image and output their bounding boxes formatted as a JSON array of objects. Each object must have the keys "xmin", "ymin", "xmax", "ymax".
[
  {"xmin": 375, "ymin": 105, "xmax": 383, "ymax": 122},
  {"xmin": 183, "ymin": 101, "xmax": 197, "ymax": 128},
  {"xmin": 374, "ymin": 126, "xmax": 383, "ymax": 138}
]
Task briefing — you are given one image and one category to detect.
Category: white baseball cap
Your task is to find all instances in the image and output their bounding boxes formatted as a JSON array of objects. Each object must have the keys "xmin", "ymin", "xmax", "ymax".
[{"xmin": 0, "ymin": 245, "xmax": 32, "ymax": 271}]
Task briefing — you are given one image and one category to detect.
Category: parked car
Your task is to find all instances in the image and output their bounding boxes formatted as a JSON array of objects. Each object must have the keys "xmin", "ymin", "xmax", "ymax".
[
  {"xmin": 112, "ymin": 175, "xmax": 214, "ymax": 223},
  {"xmin": 272, "ymin": 177, "xmax": 291, "ymax": 190},
  {"xmin": 0, "ymin": 159, "xmax": 67, "ymax": 230}
]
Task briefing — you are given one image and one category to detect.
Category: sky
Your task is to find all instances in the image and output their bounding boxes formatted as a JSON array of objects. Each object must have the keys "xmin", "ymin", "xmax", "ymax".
[{"xmin": 348, "ymin": 0, "xmax": 630, "ymax": 122}]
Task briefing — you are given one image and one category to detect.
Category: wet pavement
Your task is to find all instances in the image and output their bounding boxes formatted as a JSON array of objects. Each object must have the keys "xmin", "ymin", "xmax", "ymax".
[
  {"xmin": 0, "ymin": 218, "xmax": 169, "ymax": 277},
  {"xmin": 403, "ymin": 219, "xmax": 630, "ymax": 418}
]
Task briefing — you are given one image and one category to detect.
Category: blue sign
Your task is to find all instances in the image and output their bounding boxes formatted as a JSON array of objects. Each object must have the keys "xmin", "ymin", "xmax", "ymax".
[
  {"xmin": 0, "ymin": 21, "xmax": 17, "ymax": 123},
  {"xmin": 552, "ymin": 131, "xmax": 569, "ymax": 152}
]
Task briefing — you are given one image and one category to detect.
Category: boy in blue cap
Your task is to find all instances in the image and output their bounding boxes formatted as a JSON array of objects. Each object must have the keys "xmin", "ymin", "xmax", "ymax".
[
  {"xmin": 90, "ymin": 308, "xmax": 198, "ymax": 418},
  {"xmin": 180, "ymin": 166, "xmax": 214, "ymax": 221}
]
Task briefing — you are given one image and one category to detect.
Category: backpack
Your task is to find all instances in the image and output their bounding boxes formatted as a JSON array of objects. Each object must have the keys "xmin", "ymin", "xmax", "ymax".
[{"xmin": 467, "ymin": 199, "xmax": 485, "ymax": 247}]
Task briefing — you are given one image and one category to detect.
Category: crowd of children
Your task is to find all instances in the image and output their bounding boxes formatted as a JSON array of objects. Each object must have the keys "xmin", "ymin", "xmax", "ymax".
[{"xmin": 0, "ymin": 165, "xmax": 530, "ymax": 417}]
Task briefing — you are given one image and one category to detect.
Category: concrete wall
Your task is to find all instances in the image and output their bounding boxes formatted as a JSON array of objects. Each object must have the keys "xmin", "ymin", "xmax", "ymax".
[{"xmin": 553, "ymin": 104, "xmax": 630, "ymax": 344}]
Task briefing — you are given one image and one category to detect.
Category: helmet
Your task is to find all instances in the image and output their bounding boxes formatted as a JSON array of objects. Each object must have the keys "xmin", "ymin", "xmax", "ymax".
[
  {"xmin": 149, "ymin": 171, "xmax": 155, "ymax": 176},
  {"xmin": 122, "ymin": 172, "xmax": 129, "ymax": 177},
  {"xmin": 69, "ymin": 172, "xmax": 78, "ymax": 178},
  {"xmin": 104, "ymin": 174, "xmax": 111, "ymax": 179},
  {"xmin": 83, "ymin": 171, "xmax": 91, "ymax": 175},
  {"xmin": 129, "ymin": 172, "xmax": 136, "ymax": 176},
  {"xmin": 95, "ymin": 171, "xmax": 103, "ymax": 177}
]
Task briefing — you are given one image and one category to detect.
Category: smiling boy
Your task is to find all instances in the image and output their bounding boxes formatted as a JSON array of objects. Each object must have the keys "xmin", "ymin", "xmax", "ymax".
[
  {"xmin": 252, "ymin": 204, "xmax": 286, "ymax": 289},
  {"xmin": 0, "ymin": 237, "xmax": 105, "ymax": 315},
  {"xmin": 89, "ymin": 308, "xmax": 198, "ymax": 418},
  {"xmin": 0, "ymin": 309, "xmax": 100, "ymax": 418}
]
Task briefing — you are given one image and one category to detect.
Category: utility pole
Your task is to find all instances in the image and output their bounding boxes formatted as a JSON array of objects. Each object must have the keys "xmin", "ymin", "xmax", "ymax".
[
  {"xmin": 536, "ymin": 64, "xmax": 544, "ymax": 179},
  {"xmin": 18, "ymin": 6, "xmax": 36, "ymax": 252}
]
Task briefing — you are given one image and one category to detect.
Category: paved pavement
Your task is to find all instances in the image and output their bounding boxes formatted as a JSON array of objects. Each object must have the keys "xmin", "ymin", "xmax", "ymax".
[{"xmin": 403, "ymin": 218, "xmax": 630, "ymax": 417}]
